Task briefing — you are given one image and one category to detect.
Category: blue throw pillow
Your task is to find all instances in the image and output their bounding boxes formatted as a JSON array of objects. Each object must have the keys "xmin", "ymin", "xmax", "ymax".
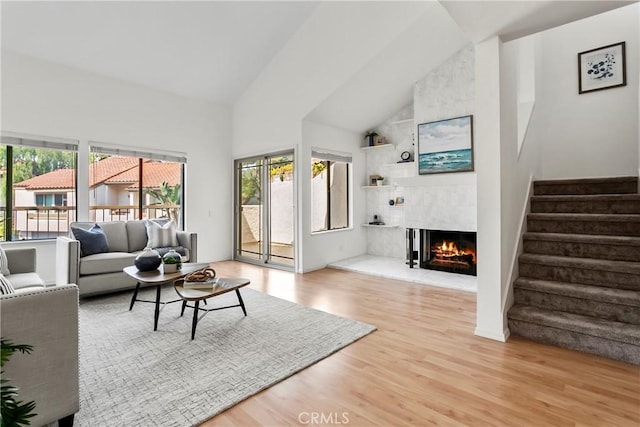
[{"xmin": 71, "ymin": 224, "xmax": 109, "ymax": 257}]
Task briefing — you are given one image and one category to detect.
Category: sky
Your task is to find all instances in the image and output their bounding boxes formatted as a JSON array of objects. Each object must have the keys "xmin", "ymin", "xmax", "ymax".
[{"xmin": 418, "ymin": 116, "xmax": 472, "ymax": 154}]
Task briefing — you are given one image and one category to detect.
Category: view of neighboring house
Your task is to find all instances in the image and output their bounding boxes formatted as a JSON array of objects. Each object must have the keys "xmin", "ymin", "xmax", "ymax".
[{"xmin": 12, "ymin": 156, "xmax": 180, "ymax": 239}]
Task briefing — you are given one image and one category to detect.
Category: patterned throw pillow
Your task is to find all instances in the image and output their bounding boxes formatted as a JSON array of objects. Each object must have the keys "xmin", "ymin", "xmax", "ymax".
[
  {"xmin": 145, "ymin": 220, "xmax": 179, "ymax": 249},
  {"xmin": 71, "ymin": 224, "xmax": 110, "ymax": 257},
  {"xmin": 0, "ymin": 245, "xmax": 9, "ymax": 276},
  {"xmin": 0, "ymin": 274, "xmax": 15, "ymax": 295}
]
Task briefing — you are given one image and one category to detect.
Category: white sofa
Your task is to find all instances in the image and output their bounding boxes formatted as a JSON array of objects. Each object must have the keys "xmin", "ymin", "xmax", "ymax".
[
  {"xmin": 0, "ymin": 246, "xmax": 79, "ymax": 426},
  {"xmin": 56, "ymin": 220, "xmax": 197, "ymax": 297}
]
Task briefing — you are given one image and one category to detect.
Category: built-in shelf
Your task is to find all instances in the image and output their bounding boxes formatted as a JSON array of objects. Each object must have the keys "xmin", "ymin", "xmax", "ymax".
[
  {"xmin": 361, "ymin": 185, "xmax": 395, "ymax": 189},
  {"xmin": 360, "ymin": 144, "xmax": 394, "ymax": 151},
  {"xmin": 389, "ymin": 118, "xmax": 414, "ymax": 126},
  {"xmin": 361, "ymin": 224, "xmax": 400, "ymax": 228}
]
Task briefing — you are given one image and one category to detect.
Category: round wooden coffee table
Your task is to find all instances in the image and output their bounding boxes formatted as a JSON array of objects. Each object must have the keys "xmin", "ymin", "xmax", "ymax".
[{"xmin": 174, "ymin": 277, "xmax": 251, "ymax": 340}]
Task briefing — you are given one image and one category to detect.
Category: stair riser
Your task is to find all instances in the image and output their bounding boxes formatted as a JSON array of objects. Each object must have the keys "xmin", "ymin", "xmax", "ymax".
[
  {"xmin": 523, "ymin": 240, "xmax": 640, "ymax": 262},
  {"xmin": 527, "ymin": 218, "xmax": 640, "ymax": 236},
  {"xmin": 534, "ymin": 182, "xmax": 638, "ymax": 196},
  {"xmin": 508, "ymin": 320, "xmax": 639, "ymax": 365},
  {"xmin": 519, "ymin": 262, "xmax": 639, "ymax": 291},
  {"xmin": 514, "ymin": 289, "xmax": 640, "ymax": 325},
  {"xmin": 531, "ymin": 200, "xmax": 640, "ymax": 214}
]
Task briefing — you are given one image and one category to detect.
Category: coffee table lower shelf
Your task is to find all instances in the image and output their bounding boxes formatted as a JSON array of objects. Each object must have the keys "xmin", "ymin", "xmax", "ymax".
[{"xmin": 175, "ymin": 277, "xmax": 251, "ymax": 340}]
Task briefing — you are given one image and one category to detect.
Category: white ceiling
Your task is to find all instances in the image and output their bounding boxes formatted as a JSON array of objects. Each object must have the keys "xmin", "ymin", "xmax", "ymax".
[
  {"xmin": 1, "ymin": 1, "xmax": 318, "ymax": 104},
  {"xmin": 1, "ymin": 0, "xmax": 634, "ymax": 127},
  {"xmin": 307, "ymin": 2, "xmax": 470, "ymax": 132},
  {"xmin": 440, "ymin": 0, "xmax": 636, "ymax": 43}
]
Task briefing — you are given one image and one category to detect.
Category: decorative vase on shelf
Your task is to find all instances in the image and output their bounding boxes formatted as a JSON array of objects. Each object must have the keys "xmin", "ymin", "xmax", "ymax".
[
  {"xmin": 377, "ymin": 178, "xmax": 385, "ymax": 186},
  {"xmin": 134, "ymin": 247, "xmax": 162, "ymax": 272},
  {"xmin": 162, "ymin": 249, "xmax": 182, "ymax": 273}
]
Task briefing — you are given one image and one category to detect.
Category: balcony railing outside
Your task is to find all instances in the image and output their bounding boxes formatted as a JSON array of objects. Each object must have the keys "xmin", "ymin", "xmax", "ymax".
[{"xmin": 0, "ymin": 205, "xmax": 180, "ymax": 241}]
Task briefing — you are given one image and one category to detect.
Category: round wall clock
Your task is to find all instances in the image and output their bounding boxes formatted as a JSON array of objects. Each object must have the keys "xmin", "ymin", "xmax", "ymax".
[{"xmin": 400, "ymin": 151, "xmax": 411, "ymax": 161}]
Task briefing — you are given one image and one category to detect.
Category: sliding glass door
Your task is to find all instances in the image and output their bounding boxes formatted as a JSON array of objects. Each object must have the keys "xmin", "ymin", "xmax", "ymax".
[{"xmin": 235, "ymin": 152, "xmax": 294, "ymax": 269}]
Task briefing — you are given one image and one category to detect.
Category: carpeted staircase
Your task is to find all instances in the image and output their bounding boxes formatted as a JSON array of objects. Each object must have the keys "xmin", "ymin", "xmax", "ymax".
[{"xmin": 508, "ymin": 176, "xmax": 640, "ymax": 365}]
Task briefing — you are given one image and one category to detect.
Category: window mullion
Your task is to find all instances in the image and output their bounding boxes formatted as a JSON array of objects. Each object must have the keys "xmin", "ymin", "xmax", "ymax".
[
  {"xmin": 326, "ymin": 161, "xmax": 332, "ymax": 231},
  {"xmin": 5, "ymin": 146, "xmax": 13, "ymax": 241}
]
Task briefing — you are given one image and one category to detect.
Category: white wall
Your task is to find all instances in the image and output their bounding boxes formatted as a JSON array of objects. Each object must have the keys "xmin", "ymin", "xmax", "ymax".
[
  {"xmin": 535, "ymin": 4, "xmax": 639, "ymax": 179},
  {"xmin": 232, "ymin": 2, "xmax": 431, "ymax": 272},
  {"xmin": 301, "ymin": 120, "xmax": 366, "ymax": 272},
  {"xmin": 364, "ymin": 46, "xmax": 477, "ymax": 259},
  {"xmin": 409, "ymin": 45, "xmax": 477, "ymax": 232},
  {"xmin": 475, "ymin": 5, "xmax": 638, "ymax": 342},
  {"xmin": 499, "ymin": 35, "xmax": 544, "ymax": 333},
  {"xmin": 1, "ymin": 51, "xmax": 232, "ymax": 283},
  {"xmin": 232, "ymin": 2, "xmax": 430, "ymax": 158}
]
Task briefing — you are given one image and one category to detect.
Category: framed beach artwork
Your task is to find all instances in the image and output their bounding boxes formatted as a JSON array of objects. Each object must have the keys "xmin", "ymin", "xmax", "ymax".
[
  {"xmin": 578, "ymin": 41, "xmax": 626, "ymax": 94},
  {"xmin": 418, "ymin": 115, "xmax": 474, "ymax": 175}
]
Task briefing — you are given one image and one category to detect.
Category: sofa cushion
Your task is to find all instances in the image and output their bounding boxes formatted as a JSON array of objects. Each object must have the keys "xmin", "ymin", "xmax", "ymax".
[
  {"xmin": 71, "ymin": 224, "xmax": 109, "ymax": 257},
  {"xmin": 126, "ymin": 220, "xmax": 148, "ymax": 252},
  {"xmin": 99, "ymin": 222, "xmax": 129, "ymax": 253},
  {"xmin": 145, "ymin": 220, "xmax": 179, "ymax": 248},
  {"xmin": 79, "ymin": 252, "xmax": 138, "ymax": 276},
  {"xmin": 0, "ymin": 274, "xmax": 14, "ymax": 294},
  {"xmin": 7, "ymin": 272, "xmax": 46, "ymax": 290}
]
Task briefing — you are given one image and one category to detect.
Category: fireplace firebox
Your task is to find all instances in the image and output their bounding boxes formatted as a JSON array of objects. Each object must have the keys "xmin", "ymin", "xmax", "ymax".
[{"xmin": 406, "ymin": 228, "xmax": 477, "ymax": 276}]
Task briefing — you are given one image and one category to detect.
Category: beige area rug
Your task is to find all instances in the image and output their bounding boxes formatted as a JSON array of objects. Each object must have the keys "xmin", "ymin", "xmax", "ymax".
[{"xmin": 76, "ymin": 287, "xmax": 375, "ymax": 426}]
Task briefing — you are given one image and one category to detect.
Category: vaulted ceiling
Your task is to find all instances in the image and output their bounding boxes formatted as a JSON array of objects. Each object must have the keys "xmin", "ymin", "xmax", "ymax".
[
  {"xmin": 1, "ymin": 1, "xmax": 318, "ymax": 103},
  {"xmin": 1, "ymin": 0, "xmax": 634, "ymax": 133}
]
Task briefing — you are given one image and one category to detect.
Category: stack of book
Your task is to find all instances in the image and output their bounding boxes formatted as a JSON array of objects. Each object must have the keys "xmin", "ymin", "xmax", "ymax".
[{"xmin": 183, "ymin": 277, "xmax": 218, "ymax": 289}]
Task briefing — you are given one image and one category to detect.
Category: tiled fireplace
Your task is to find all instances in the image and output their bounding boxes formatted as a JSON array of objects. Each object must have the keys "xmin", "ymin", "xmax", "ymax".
[{"xmin": 407, "ymin": 228, "xmax": 477, "ymax": 276}]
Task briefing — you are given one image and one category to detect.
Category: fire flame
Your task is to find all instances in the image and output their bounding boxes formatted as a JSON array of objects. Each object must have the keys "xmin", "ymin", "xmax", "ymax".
[{"xmin": 433, "ymin": 240, "xmax": 476, "ymax": 263}]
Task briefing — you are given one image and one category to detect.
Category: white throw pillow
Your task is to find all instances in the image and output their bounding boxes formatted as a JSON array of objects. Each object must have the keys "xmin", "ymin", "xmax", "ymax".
[
  {"xmin": 0, "ymin": 274, "xmax": 15, "ymax": 295},
  {"xmin": 0, "ymin": 245, "xmax": 10, "ymax": 276},
  {"xmin": 145, "ymin": 220, "xmax": 179, "ymax": 249}
]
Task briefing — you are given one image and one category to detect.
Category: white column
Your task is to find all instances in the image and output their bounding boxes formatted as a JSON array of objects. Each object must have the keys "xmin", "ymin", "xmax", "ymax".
[{"xmin": 474, "ymin": 36, "xmax": 508, "ymax": 341}]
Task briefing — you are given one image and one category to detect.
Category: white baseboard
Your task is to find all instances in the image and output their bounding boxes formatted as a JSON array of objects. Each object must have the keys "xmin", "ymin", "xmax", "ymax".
[{"xmin": 474, "ymin": 326, "xmax": 510, "ymax": 342}]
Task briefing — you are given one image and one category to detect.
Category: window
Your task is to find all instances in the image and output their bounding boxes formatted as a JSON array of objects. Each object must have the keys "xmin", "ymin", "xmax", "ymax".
[
  {"xmin": 0, "ymin": 135, "xmax": 78, "ymax": 241},
  {"xmin": 35, "ymin": 193, "xmax": 67, "ymax": 207},
  {"xmin": 89, "ymin": 144, "xmax": 186, "ymax": 228},
  {"xmin": 311, "ymin": 149, "xmax": 351, "ymax": 232}
]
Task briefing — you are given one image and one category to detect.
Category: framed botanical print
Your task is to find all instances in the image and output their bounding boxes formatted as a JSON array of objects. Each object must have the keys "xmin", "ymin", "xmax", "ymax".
[{"xmin": 578, "ymin": 41, "xmax": 626, "ymax": 94}]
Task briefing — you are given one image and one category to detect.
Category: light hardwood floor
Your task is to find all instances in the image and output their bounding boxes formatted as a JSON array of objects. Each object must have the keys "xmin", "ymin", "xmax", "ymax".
[{"xmin": 202, "ymin": 261, "xmax": 640, "ymax": 426}]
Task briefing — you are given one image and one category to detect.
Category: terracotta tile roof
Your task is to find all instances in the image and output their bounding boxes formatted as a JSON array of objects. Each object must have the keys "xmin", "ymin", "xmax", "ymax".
[
  {"xmin": 108, "ymin": 162, "xmax": 181, "ymax": 189},
  {"xmin": 14, "ymin": 169, "xmax": 75, "ymax": 189},
  {"xmin": 89, "ymin": 156, "xmax": 140, "ymax": 186},
  {"xmin": 14, "ymin": 157, "xmax": 179, "ymax": 190}
]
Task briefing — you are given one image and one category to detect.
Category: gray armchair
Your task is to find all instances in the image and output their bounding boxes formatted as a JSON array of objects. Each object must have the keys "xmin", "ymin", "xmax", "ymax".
[{"xmin": 1, "ymin": 246, "xmax": 79, "ymax": 426}]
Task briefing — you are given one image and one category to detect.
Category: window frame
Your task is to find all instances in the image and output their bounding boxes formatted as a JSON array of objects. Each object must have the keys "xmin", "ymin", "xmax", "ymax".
[
  {"xmin": 311, "ymin": 149, "xmax": 352, "ymax": 234},
  {"xmin": 1, "ymin": 135, "xmax": 79, "ymax": 241},
  {"xmin": 89, "ymin": 143, "xmax": 186, "ymax": 230}
]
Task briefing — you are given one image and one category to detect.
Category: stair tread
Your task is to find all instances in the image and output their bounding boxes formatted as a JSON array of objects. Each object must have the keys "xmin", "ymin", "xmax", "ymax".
[
  {"xmin": 534, "ymin": 176, "xmax": 638, "ymax": 186},
  {"xmin": 508, "ymin": 305, "xmax": 640, "ymax": 344},
  {"xmin": 519, "ymin": 253, "xmax": 640, "ymax": 274},
  {"xmin": 532, "ymin": 194, "xmax": 640, "ymax": 201},
  {"xmin": 528, "ymin": 213, "xmax": 640, "ymax": 221},
  {"xmin": 514, "ymin": 278, "xmax": 640, "ymax": 307},
  {"xmin": 523, "ymin": 232, "xmax": 640, "ymax": 246}
]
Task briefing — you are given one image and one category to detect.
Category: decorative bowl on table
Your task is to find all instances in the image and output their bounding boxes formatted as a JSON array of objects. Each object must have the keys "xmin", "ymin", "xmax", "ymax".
[{"xmin": 162, "ymin": 249, "xmax": 182, "ymax": 273}]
